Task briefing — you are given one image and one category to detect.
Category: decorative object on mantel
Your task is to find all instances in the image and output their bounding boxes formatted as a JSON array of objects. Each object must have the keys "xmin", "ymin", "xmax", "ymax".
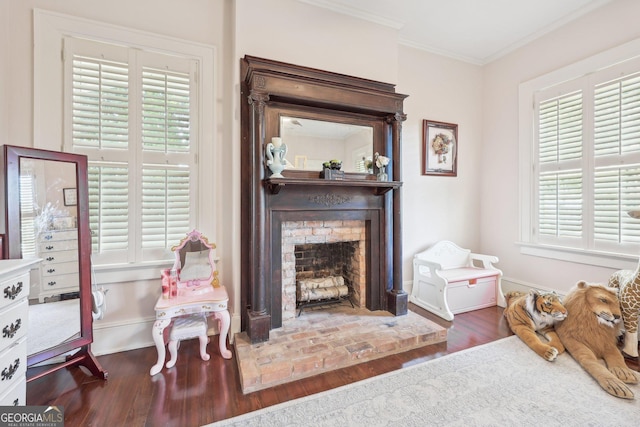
[
  {"xmin": 265, "ymin": 137, "xmax": 288, "ymax": 178},
  {"xmin": 320, "ymin": 159, "xmax": 344, "ymax": 180},
  {"xmin": 364, "ymin": 157, "xmax": 373, "ymax": 173},
  {"xmin": 374, "ymin": 152, "xmax": 389, "ymax": 181},
  {"xmin": 422, "ymin": 119, "xmax": 458, "ymax": 177}
]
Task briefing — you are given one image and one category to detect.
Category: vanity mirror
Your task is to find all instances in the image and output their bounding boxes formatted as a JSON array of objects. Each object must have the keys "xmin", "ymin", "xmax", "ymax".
[
  {"xmin": 1, "ymin": 145, "xmax": 106, "ymax": 381},
  {"xmin": 280, "ymin": 116, "xmax": 373, "ymax": 172}
]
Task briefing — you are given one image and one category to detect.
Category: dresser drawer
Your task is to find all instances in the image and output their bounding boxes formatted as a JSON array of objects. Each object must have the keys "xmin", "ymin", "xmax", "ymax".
[
  {"xmin": 41, "ymin": 261, "xmax": 78, "ymax": 277},
  {"xmin": 0, "ymin": 299, "xmax": 28, "ymax": 349},
  {"xmin": 0, "ymin": 337, "xmax": 27, "ymax": 394},
  {"xmin": 40, "ymin": 249, "xmax": 79, "ymax": 264},
  {"xmin": 38, "ymin": 239, "xmax": 78, "ymax": 252},
  {"xmin": 41, "ymin": 273, "xmax": 79, "ymax": 291},
  {"xmin": 39, "ymin": 230, "xmax": 78, "ymax": 242},
  {"xmin": 0, "ymin": 374, "xmax": 25, "ymax": 406},
  {"xmin": 0, "ymin": 273, "xmax": 29, "ymax": 311}
]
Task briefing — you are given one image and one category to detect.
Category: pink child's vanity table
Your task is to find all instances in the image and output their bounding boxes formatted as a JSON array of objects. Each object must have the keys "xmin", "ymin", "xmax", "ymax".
[{"xmin": 150, "ymin": 230, "xmax": 231, "ymax": 376}]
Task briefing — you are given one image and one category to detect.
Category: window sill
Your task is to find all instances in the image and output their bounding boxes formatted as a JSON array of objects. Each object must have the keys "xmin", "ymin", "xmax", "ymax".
[
  {"xmin": 93, "ymin": 261, "xmax": 173, "ymax": 285},
  {"xmin": 517, "ymin": 242, "xmax": 638, "ymax": 271}
]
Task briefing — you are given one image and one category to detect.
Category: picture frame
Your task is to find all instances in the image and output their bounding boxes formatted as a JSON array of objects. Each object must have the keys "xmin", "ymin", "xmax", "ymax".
[
  {"xmin": 422, "ymin": 120, "xmax": 458, "ymax": 177},
  {"xmin": 63, "ymin": 187, "xmax": 77, "ymax": 206}
]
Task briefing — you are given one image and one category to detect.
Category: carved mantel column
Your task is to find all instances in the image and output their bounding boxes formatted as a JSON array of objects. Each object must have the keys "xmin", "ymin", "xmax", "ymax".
[
  {"xmin": 387, "ymin": 112, "xmax": 408, "ymax": 316},
  {"xmin": 246, "ymin": 90, "xmax": 271, "ymax": 343}
]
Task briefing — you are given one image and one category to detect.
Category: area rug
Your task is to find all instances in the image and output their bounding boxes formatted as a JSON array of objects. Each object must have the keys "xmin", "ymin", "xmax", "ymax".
[{"xmin": 209, "ymin": 336, "xmax": 640, "ymax": 427}]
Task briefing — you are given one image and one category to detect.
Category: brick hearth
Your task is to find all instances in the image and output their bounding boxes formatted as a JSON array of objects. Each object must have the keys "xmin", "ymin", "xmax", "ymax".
[{"xmin": 234, "ymin": 305, "xmax": 447, "ymax": 394}]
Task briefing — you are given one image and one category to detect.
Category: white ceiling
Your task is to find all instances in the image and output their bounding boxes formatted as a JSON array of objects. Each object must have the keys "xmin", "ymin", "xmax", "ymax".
[{"xmin": 300, "ymin": 0, "xmax": 612, "ymax": 65}]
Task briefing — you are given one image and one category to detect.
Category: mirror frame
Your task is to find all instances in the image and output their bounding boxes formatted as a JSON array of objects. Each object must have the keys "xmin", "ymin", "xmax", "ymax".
[
  {"xmin": 265, "ymin": 103, "xmax": 385, "ymax": 180},
  {"xmin": 1, "ymin": 145, "xmax": 106, "ymax": 380}
]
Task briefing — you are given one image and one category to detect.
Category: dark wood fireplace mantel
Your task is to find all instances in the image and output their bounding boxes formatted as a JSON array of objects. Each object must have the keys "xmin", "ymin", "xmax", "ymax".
[
  {"xmin": 265, "ymin": 177, "xmax": 402, "ymax": 195},
  {"xmin": 240, "ymin": 56, "xmax": 408, "ymax": 343}
]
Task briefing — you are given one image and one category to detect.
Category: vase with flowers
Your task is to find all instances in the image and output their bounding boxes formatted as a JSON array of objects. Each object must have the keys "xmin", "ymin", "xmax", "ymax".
[{"xmin": 374, "ymin": 152, "xmax": 390, "ymax": 181}]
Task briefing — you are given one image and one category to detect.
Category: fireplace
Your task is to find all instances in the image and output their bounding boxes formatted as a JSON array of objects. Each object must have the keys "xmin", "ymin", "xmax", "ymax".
[
  {"xmin": 240, "ymin": 56, "xmax": 408, "ymax": 343},
  {"xmin": 282, "ymin": 221, "xmax": 366, "ymax": 321}
]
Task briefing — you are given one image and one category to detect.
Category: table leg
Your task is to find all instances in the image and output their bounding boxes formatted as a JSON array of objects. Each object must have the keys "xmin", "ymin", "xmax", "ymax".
[
  {"xmin": 150, "ymin": 318, "xmax": 171, "ymax": 376},
  {"xmin": 212, "ymin": 310, "xmax": 232, "ymax": 359}
]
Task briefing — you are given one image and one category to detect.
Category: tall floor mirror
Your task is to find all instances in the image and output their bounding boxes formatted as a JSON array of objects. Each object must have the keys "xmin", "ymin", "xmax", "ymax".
[{"xmin": 1, "ymin": 145, "xmax": 107, "ymax": 381}]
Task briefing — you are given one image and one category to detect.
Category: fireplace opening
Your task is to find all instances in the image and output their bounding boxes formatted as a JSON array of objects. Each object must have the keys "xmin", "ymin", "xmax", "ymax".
[
  {"xmin": 295, "ymin": 241, "xmax": 359, "ymax": 315},
  {"xmin": 281, "ymin": 220, "xmax": 367, "ymax": 323}
]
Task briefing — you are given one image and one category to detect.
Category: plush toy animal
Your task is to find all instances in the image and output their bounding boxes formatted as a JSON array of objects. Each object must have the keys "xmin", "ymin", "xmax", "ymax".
[
  {"xmin": 504, "ymin": 290, "xmax": 567, "ymax": 361},
  {"xmin": 555, "ymin": 281, "xmax": 638, "ymax": 399},
  {"xmin": 608, "ymin": 264, "xmax": 640, "ymax": 359}
]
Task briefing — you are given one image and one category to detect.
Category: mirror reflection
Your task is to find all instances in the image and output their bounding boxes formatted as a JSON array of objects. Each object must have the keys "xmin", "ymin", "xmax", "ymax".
[
  {"xmin": 19, "ymin": 158, "xmax": 81, "ymax": 358},
  {"xmin": 280, "ymin": 117, "xmax": 374, "ymax": 173}
]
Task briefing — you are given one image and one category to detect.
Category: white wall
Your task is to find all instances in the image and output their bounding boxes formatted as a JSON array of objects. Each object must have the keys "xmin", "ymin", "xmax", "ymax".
[
  {"xmin": 481, "ymin": 0, "xmax": 640, "ymax": 294},
  {"xmin": 397, "ymin": 46, "xmax": 483, "ymax": 281}
]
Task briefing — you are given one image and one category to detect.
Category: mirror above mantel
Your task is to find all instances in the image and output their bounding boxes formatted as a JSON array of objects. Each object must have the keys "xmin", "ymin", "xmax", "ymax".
[{"xmin": 280, "ymin": 116, "xmax": 374, "ymax": 173}]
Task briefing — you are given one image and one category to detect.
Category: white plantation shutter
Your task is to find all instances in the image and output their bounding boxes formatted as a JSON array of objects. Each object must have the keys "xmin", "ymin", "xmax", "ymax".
[
  {"xmin": 594, "ymin": 167, "xmax": 640, "ymax": 243},
  {"xmin": 141, "ymin": 167, "xmax": 190, "ymax": 248},
  {"xmin": 141, "ymin": 68, "xmax": 191, "ymax": 153},
  {"xmin": 64, "ymin": 37, "xmax": 198, "ymax": 264},
  {"xmin": 538, "ymin": 170, "xmax": 583, "ymax": 238},
  {"xmin": 536, "ymin": 91, "xmax": 584, "ymax": 242},
  {"xmin": 72, "ymin": 56, "xmax": 129, "ymax": 150},
  {"xmin": 538, "ymin": 92, "xmax": 583, "ymax": 163},
  {"xmin": 532, "ymin": 59, "xmax": 640, "ymax": 255},
  {"xmin": 88, "ymin": 164, "xmax": 129, "ymax": 253},
  {"xmin": 594, "ymin": 74, "xmax": 640, "ymax": 156},
  {"xmin": 592, "ymin": 72, "xmax": 640, "ymax": 245},
  {"xmin": 19, "ymin": 172, "xmax": 37, "ymax": 258}
]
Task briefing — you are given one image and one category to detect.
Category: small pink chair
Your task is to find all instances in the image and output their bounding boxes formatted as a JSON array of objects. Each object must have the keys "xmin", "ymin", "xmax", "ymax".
[{"xmin": 166, "ymin": 314, "xmax": 210, "ymax": 369}]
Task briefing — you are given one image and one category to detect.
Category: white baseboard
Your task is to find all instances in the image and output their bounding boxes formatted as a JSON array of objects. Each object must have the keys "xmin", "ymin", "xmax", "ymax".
[
  {"xmin": 91, "ymin": 314, "xmax": 242, "ymax": 356},
  {"xmin": 500, "ymin": 277, "xmax": 567, "ymax": 298}
]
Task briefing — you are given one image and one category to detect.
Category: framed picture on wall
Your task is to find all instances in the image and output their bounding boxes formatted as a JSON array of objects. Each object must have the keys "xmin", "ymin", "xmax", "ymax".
[
  {"xmin": 63, "ymin": 187, "xmax": 77, "ymax": 206},
  {"xmin": 422, "ymin": 120, "xmax": 458, "ymax": 177}
]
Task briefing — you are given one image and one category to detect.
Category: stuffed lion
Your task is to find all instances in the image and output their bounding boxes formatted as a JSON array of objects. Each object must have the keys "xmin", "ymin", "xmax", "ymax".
[{"xmin": 555, "ymin": 281, "xmax": 638, "ymax": 399}]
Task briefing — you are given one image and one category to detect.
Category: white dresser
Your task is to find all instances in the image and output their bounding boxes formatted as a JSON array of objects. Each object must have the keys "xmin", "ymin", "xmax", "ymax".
[
  {"xmin": 36, "ymin": 229, "xmax": 79, "ymax": 303},
  {"xmin": 0, "ymin": 259, "xmax": 40, "ymax": 406}
]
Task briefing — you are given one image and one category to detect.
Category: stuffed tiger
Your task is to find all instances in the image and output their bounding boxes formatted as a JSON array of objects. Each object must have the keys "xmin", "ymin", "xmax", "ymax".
[{"xmin": 504, "ymin": 290, "xmax": 568, "ymax": 361}]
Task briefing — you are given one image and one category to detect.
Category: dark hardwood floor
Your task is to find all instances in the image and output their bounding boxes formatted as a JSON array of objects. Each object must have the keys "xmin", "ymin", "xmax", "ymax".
[{"xmin": 24, "ymin": 304, "xmax": 638, "ymax": 427}]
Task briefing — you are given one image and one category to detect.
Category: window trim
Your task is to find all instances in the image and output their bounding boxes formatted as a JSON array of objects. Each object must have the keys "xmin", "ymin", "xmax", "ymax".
[
  {"xmin": 33, "ymin": 9, "xmax": 216, "ymax": 283},
  {"xmin": 519, "ymin": 36, "xmax": 640, "ymax": 269}
]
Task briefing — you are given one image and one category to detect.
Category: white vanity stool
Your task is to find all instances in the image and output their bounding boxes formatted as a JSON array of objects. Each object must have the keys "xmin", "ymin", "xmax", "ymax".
[{"xmin": 166, "ymin": 314, "xmax": 210, "ymax": 369}]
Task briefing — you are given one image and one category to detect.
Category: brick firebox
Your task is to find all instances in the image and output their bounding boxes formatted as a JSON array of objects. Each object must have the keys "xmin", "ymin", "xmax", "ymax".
[{"xmin": 281, "ymin": 220, "xmax": 366, "ymax": 322}]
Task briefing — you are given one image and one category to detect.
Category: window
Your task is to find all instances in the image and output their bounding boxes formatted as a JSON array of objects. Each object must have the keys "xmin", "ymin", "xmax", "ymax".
[
  {"xmin": 34, "ymin": 10, "xmax": 215, "ymax": 279},
  {"xmin": 64, "ymin": 38, "xmax": 197, "ymax": 265},
  {"xmin": 520, "ymin": 40, "xmax": 640, "ymax": 266}
]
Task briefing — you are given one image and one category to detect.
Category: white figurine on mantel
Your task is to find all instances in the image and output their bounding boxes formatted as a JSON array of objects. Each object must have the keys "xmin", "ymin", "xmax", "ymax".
[{"xmin": 266, "ymin": 137, "xmax": 288, "ymax": 178}]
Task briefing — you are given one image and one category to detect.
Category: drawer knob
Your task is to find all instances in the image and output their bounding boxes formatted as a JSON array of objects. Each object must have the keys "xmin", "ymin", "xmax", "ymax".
[
  {"xmin": 2, "ymin": 318, "xmax": 22, "ymax": 339},
  {"xmin": 47, "ymin": 268, "xmax": 56, "ymax": 273},
  {"xmin": 1, "ymin": 358, "xmax": 20, "ymax": 381},
  {"xmin": 47, "ymin": 281, "xmax": 57, "ymax": 287},
  {"xmin": 3, "ymin": 282, "xmax": 23, "ymax": 300}
]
